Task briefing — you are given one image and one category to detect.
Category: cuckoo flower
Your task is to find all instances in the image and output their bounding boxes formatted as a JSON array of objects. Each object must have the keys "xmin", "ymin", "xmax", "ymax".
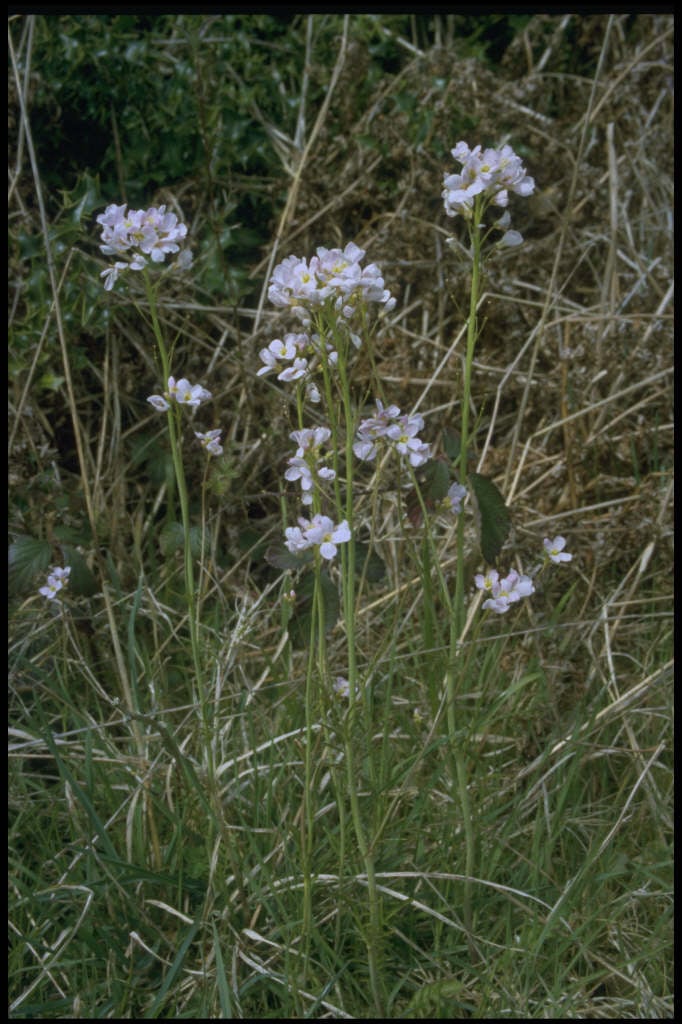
[
  {"xmin": 354, "ymin": 399, "xmax": 431, "ymax": 468},
  {"xmin": 284, "ymin": 514, "xmax": 351, "ymax": 562},
  {"xmin": 147, "ymin": 376, "xmax": 212, "ymax": 411},
  {"xmin": 195, "ymin": 429, "xmax": 223, "ymax": 456},
  {"xmin": 268, "ymin": 243, "xmax": 395, "ymax": 327},
  {"xmin": 39, "ymin": 565, "xmax": 71, "ymax": 601},
  {"xmin": 284, "ymin": 427, "xmax": 336, "ymax": 505},
  {"xmin": 442, "ymin": 141, "xmax": 535, "ymax": 244},
  {"xmin": 543, "ymin": 536, "xmax": 573, "ymax": 565},
  {"xmin": 97, "ymin": 202, "xmax": 192, "ymax": 290},
  {"xmin": 474, "ymin": 568, "xmax": 535, "ymax": 614}
]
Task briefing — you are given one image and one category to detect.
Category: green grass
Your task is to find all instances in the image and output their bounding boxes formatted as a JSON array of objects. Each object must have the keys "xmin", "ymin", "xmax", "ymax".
[{"xmin": 9, "ymin": 12, "xmax": 673, "ymax": 1019}]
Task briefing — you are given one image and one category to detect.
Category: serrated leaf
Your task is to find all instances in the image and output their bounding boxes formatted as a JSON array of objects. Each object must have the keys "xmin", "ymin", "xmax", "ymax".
[
  {"xmin": 235, "ymin": 526, "xmax": 269, "ymax": 562},
  {"xmin": 158, "ymin": 522, "xmax": 203, "ymax": 558},
  {"xmin": 60, "ymin": 545, "xmax": 98, "ymax": 597},
  {"xmin": 159, "ymin": 522, "xmax": 184, "ymax": 557},
  {"xmin": 442, "ymin": 427, "xmax": 462, "ymax": 463},
  {"xmin": 8, "ymin": 535, "xmax": 53, "ymax": 597},
  {"xmin": 423, "ymin": 458, "xmax": 451, "ymax": 502},
  {"xmin": 405, "ymin": 457, "xmax": 451, "ymax": 527},
  {"xmin": 353, "ymin": 541, "xmax": 386, "ymax": 583},
  {"xmin": 53, "ymin": 523, "xmax": 93, "ymax": 545},
  {"xmin": 264, "ymin": 544, "xmax": 313, "ymax": 571},
  {"xmin": 468, "ymin": 472, "xmax": 511, "ymax": 565}
]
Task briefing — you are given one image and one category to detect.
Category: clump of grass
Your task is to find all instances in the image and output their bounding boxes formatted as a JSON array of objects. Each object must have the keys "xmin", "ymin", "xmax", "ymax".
[{"xmin": 9, "ymin": 13, "xmax": 672, "ymax": 1019}]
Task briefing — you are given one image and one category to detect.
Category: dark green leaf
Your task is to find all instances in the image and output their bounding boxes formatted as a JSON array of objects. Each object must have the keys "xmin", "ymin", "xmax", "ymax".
[
  {"xmin": 354, "ymin": 541, "xmax": 386, "ymax": 583},
  {"xmin": 8, "ymin": 535, "xmax": 53, "ymax": 597},
  {"xmin": 405, "ymin": 456, "xmax": 451, "ymax": 527},
  {"xmin": 264, "ymin": 544, "xmax": 313, "ymax": 571},
  {"xmin": 442, "ymin": 427, "xmax": 462, "ymax": 463},
  {"xmin": 60, "ymin": 545, "xmax": 98, "ymax": 597},
  {"xmin": 468, "ymin": 472, "xmax": 511, "ymax": 565},
  {"xmin": 159, "ymin": 522, "xmax": 184, "ymax": 557},
  {"xmin": 53, "ymin": 522, "xmax": 93, "ymax": 545},
  {"xmin": 158, "ymin": 522, "xmax": 203, "ymax": 558}
]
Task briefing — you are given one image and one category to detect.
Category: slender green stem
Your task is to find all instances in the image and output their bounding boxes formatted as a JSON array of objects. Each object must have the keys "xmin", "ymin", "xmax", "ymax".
[
  {"xmin": 335, "ymin": 335, "xmax": 385, "ymax": 1016},
  {"xmin": 142, "ymin": 273, "xmax": 214, "ymax": 784},
  {"xmin": 300, "ymin": 559, "xmax": 324, "ymax": 978},
  {"xmin": 453, "ymin": 199, "xmax": 483, "ymax": 639},
  {"xmin": 294, "ymin": 309, "xmax": 385, "ymax": 1013},
  {"xmin": 336, "ymin": 350, "xmax": 358, "ymax": 714},
  {"xmin": 445, "ymin": 197, "xmax": 485, "ymax": 955}
]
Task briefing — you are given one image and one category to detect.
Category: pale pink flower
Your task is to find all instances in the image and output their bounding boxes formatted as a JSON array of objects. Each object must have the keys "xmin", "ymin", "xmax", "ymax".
[
  {"xmin": 284, "ymin": 514, "xmax": 351, "ymax": 561},
  {"xmin": 195, "ymin": 429, "xmax": 223, "ymax": 456},
  {"xmin": 97, "ymin": 202, "xmax": 192, "ymax": 290},
  {"xmin": 475, "ymin": 567, "xmax": 534, "ymax": 614},
  {"xmin": 39, "ymin": 565, "xmax": 71, "ymax": 601},
  {"xmin": 543, "ymin": 536, "xmax": 572, "ymax": 564},
  {"xmin": 442, "ymin": 141, "xmax": 534, "ymax": 226},
  {"xmin": 354, "ymin": 400, "xmax": 431, "ymax": 467}
]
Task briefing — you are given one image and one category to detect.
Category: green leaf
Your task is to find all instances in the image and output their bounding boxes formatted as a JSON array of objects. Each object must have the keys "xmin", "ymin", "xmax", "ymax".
[
  {"xmin": 53, "ymin": 523, "xmax": 93, "ymax": 545},
  {"xmin": 59, "ymin": 545, "xmax": 98, "ymax": 597},
  {"xmin": 354, "ymin": 541, "xmax": 387, "ymax": 583},
  {"xmin": 405, "ymin": 456, "xmax": 451, "ymax": 527},
  {"xmin": 264, "ymin": 544, "xmax": 313, "ymax": 571},
  {"xmin": 159, "ymin": 522, "xmax": 185, "ymax": 557},
  {"xmin": 158, "ymin": 522, "xmax": 203, "ymax": 558},
  {"xmin": 442, "ymin": 427, "xmax": 462, "ymax": 463},
  {"xmin": 468, "ymin": 472, "xmax": 511, "ymax": 565},
  {"xmin": 8, "ymin": 535, "xmax": 53, "ymax": 597}
]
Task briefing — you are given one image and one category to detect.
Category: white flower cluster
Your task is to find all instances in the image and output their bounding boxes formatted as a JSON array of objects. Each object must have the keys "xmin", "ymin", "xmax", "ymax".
[
  {"xmin": 474, "ymin": 568, "xmax": 535, "ymax": 615},
  {"xmin": 443, "ymin": 141, "xmax": 535, "ymax": 218},
  {"xmin": 147, "ymin": 375, "xmax": 212, "ymax": 412},
  {"xmin": 39, "ymin": 565, "xmax": 71, "ymax": 601},
  {"xmin": 195, "ymin": 429, "xmax": 223, "ymax": 457},
  {"xmin": 285, "ymin": 514, "xmax": 351, "ymax": 562},
  {"xmin": 442, "ymin": 141, "xmax": 535, "ymax": 247},
  {"xmin": 333, "ymin": 676, "xmax": 351, "ymax": 699},
  {"xmin": 97, "ymin": 203, "xmax": 192, "ymax": 291},
  {"xmin": 261, "ymin": 245, "xmax": 403, "ymax": 564},
  {"xmin": 284, "ymin": 428, "xmax": 336, "ymax": 506},
  {"xmin": 353, "ymin": 399, "xmax": 431, "ymax": 468},
  {"xmin": 254, "ymin": 331, "xmax": 331, "ymax": 395},
  {"xmin": 474, "ymin": 538, "xmax": 572, "ymax": 616},
  {"xmin": 268, "ymin": 242, "xmax": 396, "ymax": 327}
]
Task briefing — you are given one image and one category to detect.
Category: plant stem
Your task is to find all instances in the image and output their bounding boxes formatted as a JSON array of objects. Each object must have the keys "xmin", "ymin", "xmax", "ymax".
[
  {"xmin": 336, "ymin": 342, "xmax": 385, "ymax": 1016},
  {"xmin": 143, "ymin": 273, "xmax": 214, "ymax": 786},
  {"xmin": 453, "ymin": 200, "xmax": 482, "ymax": 639},
  {"xmin": 300, "ymin": 563, "xmax": 324, "ymax": 980},
  {"xmin": 446, "ymin": 198, "xmax": 484, "ymax": 955}
]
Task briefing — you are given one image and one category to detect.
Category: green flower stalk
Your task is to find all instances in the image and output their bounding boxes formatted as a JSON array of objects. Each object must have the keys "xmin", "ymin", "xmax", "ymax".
[
  {"xmin": 442, "ymin": 139, "xmax": 536, "ymax": 947},
  {"xmin": 97, "ymin": 204, "xmax": 214, "ymax": 784},
  {"xmin": 260, "ymin": 244, "xmax": 396, "ymax": 1013}
]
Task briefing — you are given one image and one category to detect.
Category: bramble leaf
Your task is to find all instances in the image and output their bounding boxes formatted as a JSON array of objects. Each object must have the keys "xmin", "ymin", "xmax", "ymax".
[{"xmin": 468, "ymin": 472, "xmax": 511, "ymax": 564}]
